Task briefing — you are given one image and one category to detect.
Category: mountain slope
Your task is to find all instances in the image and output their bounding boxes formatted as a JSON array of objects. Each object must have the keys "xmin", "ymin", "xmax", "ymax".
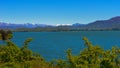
[{"xmin": 84, "ymin": 16, "xmax": 120, "ymax": 30}]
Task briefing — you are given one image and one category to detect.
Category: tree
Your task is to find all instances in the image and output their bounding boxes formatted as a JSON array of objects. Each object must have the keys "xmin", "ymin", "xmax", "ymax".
[{"xmin": 0, "ymin": 30, "xmax": 13, "ymax": 40}]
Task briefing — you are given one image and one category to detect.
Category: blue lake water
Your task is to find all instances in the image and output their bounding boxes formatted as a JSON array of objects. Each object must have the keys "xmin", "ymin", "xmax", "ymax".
[{"xmin": 2, "ymin": 31, "xmax": 120, "ymax": 61}]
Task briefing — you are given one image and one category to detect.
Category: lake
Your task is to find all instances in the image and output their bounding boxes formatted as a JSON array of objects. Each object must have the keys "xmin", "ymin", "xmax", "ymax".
[{"xmin": 7, "ymin": 31, "xmax": 120, "ymax": 61}]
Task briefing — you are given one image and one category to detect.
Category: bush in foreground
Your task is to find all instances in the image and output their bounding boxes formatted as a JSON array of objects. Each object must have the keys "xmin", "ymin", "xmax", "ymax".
[{"xmin": 0, "ymin": 36, "xmax": 120, "ymax": 68}]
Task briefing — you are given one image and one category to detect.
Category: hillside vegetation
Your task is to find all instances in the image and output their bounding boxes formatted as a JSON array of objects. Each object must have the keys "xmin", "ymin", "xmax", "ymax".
[{"xmin": 0, "ymin": 30, "xmax": 120, "ymax": 68}]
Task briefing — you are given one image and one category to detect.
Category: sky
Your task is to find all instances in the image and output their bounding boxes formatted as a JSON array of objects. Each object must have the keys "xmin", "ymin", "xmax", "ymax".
[{"xmin": 0, "ymin": 0, "xmax": 120, "ymax": 25}]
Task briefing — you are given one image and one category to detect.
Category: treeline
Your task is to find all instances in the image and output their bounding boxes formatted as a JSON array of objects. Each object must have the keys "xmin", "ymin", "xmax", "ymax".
[
  {"xmin": 14, "ymin": 27, "xmax": 120, "ymax": 32},
  {"xmin": 14, "ymin": 26, "xmax": 75, "ymax": 32},
  {"xmin": 0, "ymin": 30, "xmax": 120, "ymax": 68}
]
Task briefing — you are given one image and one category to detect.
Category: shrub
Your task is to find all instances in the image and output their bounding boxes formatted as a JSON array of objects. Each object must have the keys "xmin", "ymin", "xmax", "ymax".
[{"xmin": 0, "ymin": 30, "xmax": 120, "ymax": 68}]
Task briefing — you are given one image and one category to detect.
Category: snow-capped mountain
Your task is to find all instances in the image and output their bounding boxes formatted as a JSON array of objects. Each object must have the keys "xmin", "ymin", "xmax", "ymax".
[
  {"xmin": 0, "ymin": 22, "xmax": 49, "ymax": 29},
  {"xmin": 1, "ymin": 16, "xmax": 120, "ymax": 30}
]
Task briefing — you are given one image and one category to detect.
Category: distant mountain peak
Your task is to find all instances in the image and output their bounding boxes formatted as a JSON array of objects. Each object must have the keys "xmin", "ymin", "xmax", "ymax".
[
  {"xmin": 72, "ymin": 23, "xmax": 85, "ymax": 27},
  {"xmin": 110, "ymin": 16, "xmax": 120, "ymax": 21}
]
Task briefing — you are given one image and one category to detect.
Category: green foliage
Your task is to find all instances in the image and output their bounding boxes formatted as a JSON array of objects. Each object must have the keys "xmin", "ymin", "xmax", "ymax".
[
  {"xmin": 63, "ymin": 37, "xmax": 120, "ymax": 68},
  {"xmin": 0, "ymin": 38, "xmax": 49, "ymax": 68},
  {"xmin": 21, "ymin": 38, "xmax": 33, "ymax": 50},
  {"xmin": 0, "ymin": 32, "xmax": 120, "ymax": 68},
  {"xmin": 1, "ymin": 41, "xmax": 20, "ymax": 62}
]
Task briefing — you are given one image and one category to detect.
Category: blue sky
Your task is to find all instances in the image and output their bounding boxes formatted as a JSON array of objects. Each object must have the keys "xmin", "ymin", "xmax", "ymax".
[{"xmin": 0, "ymin": 0, "xmax": 120, "ymax": 25}]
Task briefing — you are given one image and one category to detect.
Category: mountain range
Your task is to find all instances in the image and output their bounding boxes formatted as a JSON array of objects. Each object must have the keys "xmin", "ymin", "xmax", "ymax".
[
  {"xmin": 0, "ymin": 23, "xmax": 48, "ymax": 29},
  {"xmin": 0, "ymin": 16, "xmax": 120, "ymax": 31},
  {"xmin": 85, "ymin": 16, "xmax": 120, "ymax": 30}
]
